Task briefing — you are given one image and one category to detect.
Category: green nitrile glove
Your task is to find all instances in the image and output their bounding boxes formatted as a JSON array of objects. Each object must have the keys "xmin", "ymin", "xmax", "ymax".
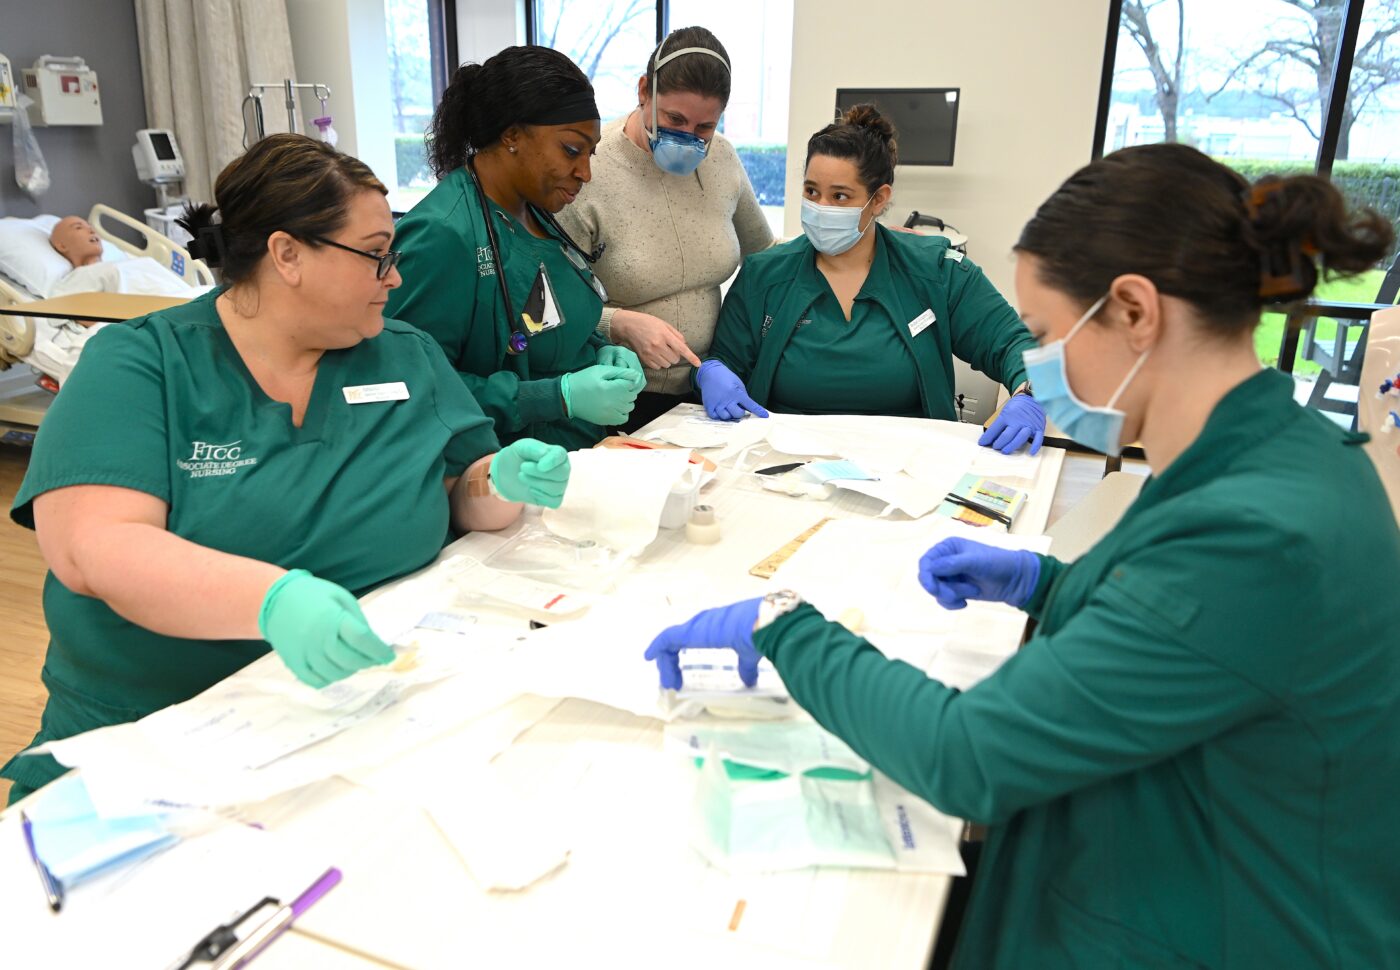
[
  {"xmin": 490, "ymin": 438, "xmax": 571, "ymax": 508},
  {"xmin": 560, "ymin": 364, "xmax": 642, "ymax": 426},
  {"xmin": 259, "ymin": 569, "xmax": 395, "ymax": 688}
]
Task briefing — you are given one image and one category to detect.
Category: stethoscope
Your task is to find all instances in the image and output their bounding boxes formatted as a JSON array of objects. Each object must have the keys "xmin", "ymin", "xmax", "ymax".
[{"xmin": 466, "ymin": 158, "xmax": 607, "ymax": 356}]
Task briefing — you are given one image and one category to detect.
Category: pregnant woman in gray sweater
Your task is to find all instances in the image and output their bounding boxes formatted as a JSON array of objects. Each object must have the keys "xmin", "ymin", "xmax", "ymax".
[{"xmin": 557, "ymin": 26, "xmax": 774, "ymax": 431}]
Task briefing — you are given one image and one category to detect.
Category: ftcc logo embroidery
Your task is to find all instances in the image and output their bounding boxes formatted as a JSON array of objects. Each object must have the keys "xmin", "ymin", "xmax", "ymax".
[{"xmin": 177, "ymin": 440, "xmax": 259, "ymax": 479}]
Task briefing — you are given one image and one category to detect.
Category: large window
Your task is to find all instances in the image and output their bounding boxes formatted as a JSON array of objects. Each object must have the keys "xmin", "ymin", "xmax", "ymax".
[
  {"xmin": 385, "ymin": 0, "xmax": 454, "ymax": 212},
  {"xmin": 1097, "ymin": 0, "xmax": 1400, "ymax": 423},
  {"xmin": 531, "ymin": 0, "xmax": 793, "ymax": 233}
]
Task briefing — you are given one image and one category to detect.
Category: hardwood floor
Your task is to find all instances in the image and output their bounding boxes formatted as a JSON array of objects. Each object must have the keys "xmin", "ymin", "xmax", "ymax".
[{"xmin": 0, "ymin": 444, "xmax": 47, "ymax": 805}]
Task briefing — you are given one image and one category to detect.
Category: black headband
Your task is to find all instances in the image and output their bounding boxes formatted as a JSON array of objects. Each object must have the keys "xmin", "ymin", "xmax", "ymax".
[{"xmin": 522, "ymin": 90, "xmax": 600, "ymax": 127}]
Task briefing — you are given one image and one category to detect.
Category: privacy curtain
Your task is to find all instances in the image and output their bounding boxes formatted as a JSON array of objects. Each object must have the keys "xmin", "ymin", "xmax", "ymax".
[{"xmin": 133, "ymin": 0, "xmax": 299, "ymax": 202}]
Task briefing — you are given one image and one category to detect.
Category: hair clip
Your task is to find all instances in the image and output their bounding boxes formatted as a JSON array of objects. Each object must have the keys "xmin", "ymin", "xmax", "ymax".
[{"xmin": 189, "ymin": 224, "xmax": 228, "ymax": 268}]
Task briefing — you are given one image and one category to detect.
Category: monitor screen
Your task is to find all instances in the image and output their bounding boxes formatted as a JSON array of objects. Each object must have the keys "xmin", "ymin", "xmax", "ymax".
[
  {"xmin": 149, "ymin": 131, "xmax": 176, "ymax": 161},
  {"xmin": 833, "ymin": 88, "xmax": 960, "ymax": 166}
]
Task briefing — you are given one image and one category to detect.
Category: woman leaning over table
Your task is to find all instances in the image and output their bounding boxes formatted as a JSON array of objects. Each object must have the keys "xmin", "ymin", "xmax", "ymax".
[
  {"xmin": 387, "ymin": 46, "xmax": 645, "ymax": 448},
  {"xmin": 2, "ymin": 135, "xmax": 571, "ymax": 805},
  {"xmin": 556, "ymin": 26, "xmax": 775, "ymax": 431},
  {"xmin": 646, "ymin": 144, "xmax": 1400, "ymax": 967}
]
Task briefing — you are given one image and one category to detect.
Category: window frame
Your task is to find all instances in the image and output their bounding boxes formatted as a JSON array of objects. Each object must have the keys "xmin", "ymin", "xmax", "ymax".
[{"xmin": 1091, "ymin": 0, "xmax": 1369, "ymax": 176}]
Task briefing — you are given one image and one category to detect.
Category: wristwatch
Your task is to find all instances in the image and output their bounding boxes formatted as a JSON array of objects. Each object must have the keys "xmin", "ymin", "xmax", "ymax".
[
  {"xmin": 1012, "ymin": 380, "xmax": 1033, "ymax": 397},
  {"xmin": 754, "ymin": 589, "xmax": 805, "ymax": 632}
]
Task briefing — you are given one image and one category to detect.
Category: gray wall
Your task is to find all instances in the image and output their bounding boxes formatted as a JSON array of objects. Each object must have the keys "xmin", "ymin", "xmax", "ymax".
[{"xmin": 0, "ymin": 0, "xmax": 150, "ymax": 219}]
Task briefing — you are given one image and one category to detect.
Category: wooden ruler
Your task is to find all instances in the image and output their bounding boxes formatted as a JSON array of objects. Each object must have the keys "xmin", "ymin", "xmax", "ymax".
[{"xmin": 749, "ymin": 517, "xmax": 834, "ymax": 579}]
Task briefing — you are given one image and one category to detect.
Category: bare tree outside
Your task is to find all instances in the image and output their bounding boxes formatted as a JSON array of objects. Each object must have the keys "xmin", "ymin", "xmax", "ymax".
[
  {"xmin": 1121, "ymin": 0, "xmax": 1187, "ymax": 141},
  {"xmin": 537, "ymin": 0, "xmax": 655, "ymax": 105},
  {"xmin": 1221, "ymin": 0, "xmax": 1400, "ymax": 159}
]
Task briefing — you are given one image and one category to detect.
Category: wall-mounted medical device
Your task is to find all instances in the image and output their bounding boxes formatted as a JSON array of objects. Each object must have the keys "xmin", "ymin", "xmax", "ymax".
[
  {"xmin": 133, "ymin": 129, "xmax": 185, "ymax": 184},
  {"xmin": 0, "ymin": 54, "xmax": 17, "ymax": 120},
  {"xmin": 22, "ymin": 56, "xmax": 103, "ymax": 126}
]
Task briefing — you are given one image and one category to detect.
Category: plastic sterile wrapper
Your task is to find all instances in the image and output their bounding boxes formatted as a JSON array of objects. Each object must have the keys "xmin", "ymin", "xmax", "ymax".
[
  {"xmin": 12, "ymin": 95, "xmax": 51, "ymax": 199},
  {"xmin": 479, "ymin": 522, "xmax": 635, "ymax": 595},
  {"xmin": 660, "ymin": 648, "xmax": 794, "ymax": 721},
  {"xmin": 436, "ymin": 553, "xmax": 596, "ymax": 624},
  {"xmin": 663, "ymin": 720, "xmax": 870, "ymax": 780}
]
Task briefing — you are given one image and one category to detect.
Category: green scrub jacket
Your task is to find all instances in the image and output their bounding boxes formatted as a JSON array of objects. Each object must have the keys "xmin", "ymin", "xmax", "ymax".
[
  {"xmin": 753, "ymin": 369, "xmax": 1400, "ymax": 968},
  {"xmin": 3, "ymin": 293, "xmax": 499, "ymax": 801},
  {"xmin": 707, "ymin": 226, "xmax": 1037, "ymax": 419},
  {"xmin": 386, "ymin": 167, "xmax": 610, "ymax": 450}
]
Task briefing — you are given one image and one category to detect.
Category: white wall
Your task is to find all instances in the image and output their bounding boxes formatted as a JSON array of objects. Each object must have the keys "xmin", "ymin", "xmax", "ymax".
[
  {"xmin": 286, "ymin": 0, "xmax": 398, "ymax": 189},
  {"xmin": 785, "ymin": 0, "xmax": 1109, "ymax": 416}
]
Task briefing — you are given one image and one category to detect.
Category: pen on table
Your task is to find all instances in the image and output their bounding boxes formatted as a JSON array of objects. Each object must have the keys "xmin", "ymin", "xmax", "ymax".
[
  {"xmin": 20, "ymin": 810, "xmax": 64, "ymax": 913},
  {"xmin": 943, "ymin": 493, "xmax": 1013, "ymax": 527}
]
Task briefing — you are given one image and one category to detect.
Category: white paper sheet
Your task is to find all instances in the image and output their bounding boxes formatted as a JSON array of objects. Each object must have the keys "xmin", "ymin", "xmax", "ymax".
[{"xmin": 543, "ymin": 448, "xmax": 692, "ymax": 553}]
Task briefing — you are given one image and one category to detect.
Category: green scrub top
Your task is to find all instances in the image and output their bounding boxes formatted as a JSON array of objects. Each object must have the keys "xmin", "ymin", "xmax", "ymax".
[
  {"xmin": 708, "ymin": 226, "xmax": 1037, "ymax": 420},
  {"xmin": 2, "ymin": 291, "xmax": 499, "ymax": 798},
  {"xmin": 768, "ymin": 234, "xmax": 922, "ymax": 417},
  {"xmin": 753, "ymin": 369, "xmax": 1400, "ymax": 968},
  {"xmin": 386, "ymin": 167, "xmax": 610, "ymax": 450}
]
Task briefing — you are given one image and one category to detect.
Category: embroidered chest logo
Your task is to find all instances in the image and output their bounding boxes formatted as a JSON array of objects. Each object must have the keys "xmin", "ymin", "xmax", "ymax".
[
  {"xmin": 760, "ymin": 314, "xmax": 774, "ymax": 340},
  {"xmin": 476, "ymin": 245, "xmax": 496, "ymax": 278},
  {"xmin": 177, "ymin": 440, "xmax": 259, "ymax": 479}
]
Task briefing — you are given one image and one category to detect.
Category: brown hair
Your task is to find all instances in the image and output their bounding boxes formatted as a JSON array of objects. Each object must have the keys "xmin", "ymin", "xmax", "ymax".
[
  {"xmin": 645, "ymin": 27, "xmax": 731, "ymax": 106},
  {"xmin": 178, "ymin": 133, "xmax": 386, "ymax": 285},
  {"xmin": 1015, "ymin": 143, "xmax": 1394, "ymax": 334},
  {"xmin": 805, "ymin": 103, "xmax": 898, "ymax": 196}
]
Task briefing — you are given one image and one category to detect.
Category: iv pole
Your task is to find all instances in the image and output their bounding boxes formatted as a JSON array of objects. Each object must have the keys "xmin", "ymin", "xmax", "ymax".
[{"xmin": 242, "ymin": 80, "xmax": 332, "ymax": 147}]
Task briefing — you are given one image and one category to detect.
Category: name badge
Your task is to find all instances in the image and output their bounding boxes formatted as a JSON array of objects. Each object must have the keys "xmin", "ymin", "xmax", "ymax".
[
  {"xmin": 908, "ymin": 309, "xmax": 936, "ymax": 338},
  {"xmin": 343, "ymin": 381, "xmax": 410, "ymax": 404}
]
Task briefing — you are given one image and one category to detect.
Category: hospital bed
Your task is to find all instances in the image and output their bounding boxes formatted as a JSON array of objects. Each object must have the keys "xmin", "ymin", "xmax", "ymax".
[{"xmin": 0, "ymin": 204, "xmax": 211, "ymax": 442}]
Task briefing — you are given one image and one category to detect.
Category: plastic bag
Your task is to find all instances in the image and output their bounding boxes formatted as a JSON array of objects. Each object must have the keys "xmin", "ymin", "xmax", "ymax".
[{"xmin": 12, "ymin": 95, "xmax": 50, "ymax": 199}]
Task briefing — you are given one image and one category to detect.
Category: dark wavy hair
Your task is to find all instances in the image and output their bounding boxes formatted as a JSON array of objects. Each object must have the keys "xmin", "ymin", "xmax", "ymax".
[
  {"xmin": 805, "ymin": 103, "xmax": 898, "ymax": 196},
  {"xmin": 1015, "ymin": 143, "xmax": 1394, "ymax": 335},
  {"xmin": 426, "ymin": 46, "xmax": 593, "ymax": 178},
  {"xmin": 177, "ymin": 133, "xmax": 386, "ymax": 285}
]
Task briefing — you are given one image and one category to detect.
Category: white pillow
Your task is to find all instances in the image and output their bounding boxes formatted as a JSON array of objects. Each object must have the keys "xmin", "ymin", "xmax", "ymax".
[{"xmin": 0, "ymin": 215, "xmax": 129, "ymax": 298}]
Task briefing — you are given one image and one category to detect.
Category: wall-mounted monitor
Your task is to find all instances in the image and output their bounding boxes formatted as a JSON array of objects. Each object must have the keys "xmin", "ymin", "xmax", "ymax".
[{"xmin": 833, "ymin": 88, "xmax": 961, "ymax": 166}]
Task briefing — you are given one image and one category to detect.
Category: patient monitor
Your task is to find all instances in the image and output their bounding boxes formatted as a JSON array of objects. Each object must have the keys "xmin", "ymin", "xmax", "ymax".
[{"xmin": 133, "ymin": 129, "xmax": 185, "ymax": 184}]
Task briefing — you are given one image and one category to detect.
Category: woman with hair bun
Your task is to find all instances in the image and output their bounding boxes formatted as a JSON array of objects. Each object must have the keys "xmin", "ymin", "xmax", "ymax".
[
  {"xmin": 700, "ymin": 104, "xmax": 1045, "ymax": 455},
  {"xmin": 647, "ymin": 143, "xmax": 1400, "ymax": 967},
  {"xmin": 387, "ymin": 46, "xmax": 645, "ymax": 449},
  {"xmin": 3, "ymin": 134, "xmax": 570, "ymax": 804}
]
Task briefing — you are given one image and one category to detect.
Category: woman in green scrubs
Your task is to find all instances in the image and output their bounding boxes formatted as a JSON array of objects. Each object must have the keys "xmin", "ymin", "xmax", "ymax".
[
  {"xmin": 3, "ymin": 135, "xmax": 571, "ymax": 804},
  {"xmin": 387, "ymin": 47, "xmax": 645, "ymax": 450},
  {"xmin": 646, "ymin": 144, "xmax": 1400, "ymax": 967},
  {"xmin": 700, "ymin": 104, "xmax": 1046, "ymax": 455}
]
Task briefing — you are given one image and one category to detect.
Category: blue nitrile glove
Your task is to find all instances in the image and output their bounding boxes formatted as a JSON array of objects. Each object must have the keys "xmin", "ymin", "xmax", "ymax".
[
  {"xmin": 696, "ymin": 359, "xmax": 769, "ymax": 422},
  {"xmin": 644, "ymin": 597, "xmax": 764, "ymax": 690},
  {"xmin": 978, "ymin": 393, "xmax": 1046, "ymax": 455},
  {"xmin": 560, "ymin": 364, "xmax": 642, "ymax": 426},
  {"xmin": 596, "ymin": 344, "xmax": 646, "ymax": 387},
  {"xmin": 918, "ymin": 537, "xmax": 1042, "ymax": 611},
  {"xmin": 259, "ymin": 569, "xmax": 396, "ymax": 688},
  {"xmin": 490, "ymin": 438, "xmax": 571, "ymax": 508}
]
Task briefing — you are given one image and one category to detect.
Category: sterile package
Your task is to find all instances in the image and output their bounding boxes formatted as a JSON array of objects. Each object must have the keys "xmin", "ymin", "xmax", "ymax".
[
  {"xmin": 480, "ymin": 522, "xmax": 635, "ymax": 594},
  {"xmin": 437, "ymin": 553, "xmax": 594, "ymax": 623},
  {"xmin": 664, "ymin": 720, "xmax": 869, "ymax": 779},
  {"xmin": 542, "ymin": 448, "xmax": 692, "ymax": 553}
]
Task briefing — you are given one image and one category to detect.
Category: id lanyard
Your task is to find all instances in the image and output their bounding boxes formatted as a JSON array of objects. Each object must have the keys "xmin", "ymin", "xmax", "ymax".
[{"xmin": 465, "ymin": 159, "xmax": 607, "ymax": 356}]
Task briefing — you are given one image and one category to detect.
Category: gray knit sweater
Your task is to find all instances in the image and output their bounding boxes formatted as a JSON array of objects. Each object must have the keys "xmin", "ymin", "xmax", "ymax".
[{"xmin": 557, "ymin": 116, "xmax": 774, "ymax": 395}]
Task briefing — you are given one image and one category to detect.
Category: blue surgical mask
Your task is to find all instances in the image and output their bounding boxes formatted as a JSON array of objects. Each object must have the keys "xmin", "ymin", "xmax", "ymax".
[
  {"xmin": 644, "ymin": 42, "xmax": 730, "ymax": 177},
  {"xmin": 801, "ymin": 196, "xmax": 876, "ymax": 256},
  {"xmin": 1021, "ymin": 294, "xmax": 1151, "ymax": 456}
]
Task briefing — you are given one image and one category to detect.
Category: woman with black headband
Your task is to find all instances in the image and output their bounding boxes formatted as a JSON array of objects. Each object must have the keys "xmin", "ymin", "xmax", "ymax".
[{"xmin": 387, "ymin": 46, "xmax": 645, "ymax": 449}]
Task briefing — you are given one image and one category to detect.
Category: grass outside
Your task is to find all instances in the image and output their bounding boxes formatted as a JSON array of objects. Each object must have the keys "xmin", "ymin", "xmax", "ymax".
[{"xmin": 1256, "ymin": 269, "xmax": 1387, "ymax": 375}]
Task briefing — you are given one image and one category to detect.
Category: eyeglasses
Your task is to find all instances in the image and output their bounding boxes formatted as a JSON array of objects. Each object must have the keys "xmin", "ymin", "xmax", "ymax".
[
  {"xmin": 310, "ymin": 235, "xmax": 402, "ymax": 280},
  {"xmin": 560, "ymin": 244, "xmax": 608, "ymax": 302}
]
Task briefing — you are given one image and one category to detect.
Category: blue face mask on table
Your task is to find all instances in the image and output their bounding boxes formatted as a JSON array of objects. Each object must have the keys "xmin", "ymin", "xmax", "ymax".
[
  {"xmin": 1021, "ymin": 294, "xmax": 1151, "ymax": 457},
  {"xmin": 800, "ymin": 195, "xmax": 876, "ymax": 256}
]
